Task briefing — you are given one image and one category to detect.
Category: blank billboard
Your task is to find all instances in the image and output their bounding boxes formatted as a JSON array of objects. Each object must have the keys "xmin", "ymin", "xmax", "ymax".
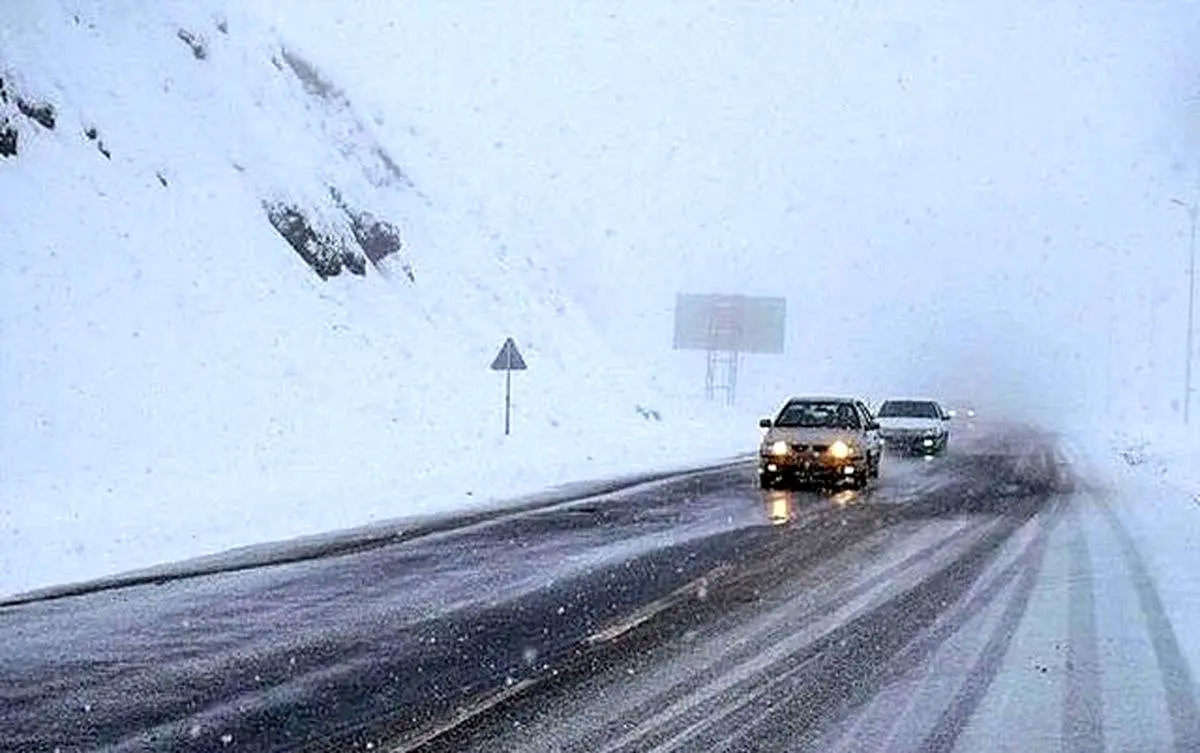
[{"xmin": 673, "ymin": 293, "xmax": 786, "ymax": 354}]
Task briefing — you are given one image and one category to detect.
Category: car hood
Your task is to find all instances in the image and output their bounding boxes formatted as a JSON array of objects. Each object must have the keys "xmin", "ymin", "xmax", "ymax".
[
  {"xmin": 877, "ymin": 417, "xmax": 942, "ymax": 432},
  {"xmin": 764, "ymin": 426, "xmax": 861, "ymax": 445}
]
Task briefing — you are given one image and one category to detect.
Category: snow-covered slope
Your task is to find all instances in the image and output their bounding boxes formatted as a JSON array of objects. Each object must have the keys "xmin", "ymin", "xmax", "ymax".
[{"xmin": 0, "ymin": 1, "xmax": 750, "ymax": 597}]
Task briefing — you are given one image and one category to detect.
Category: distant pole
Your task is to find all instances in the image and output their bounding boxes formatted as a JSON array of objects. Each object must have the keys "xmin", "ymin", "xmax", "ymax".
[
  {"xmin": 1173, "ymin": 198, "xmax": 1198, "ymax": 425},
  {"xmin": 1091, "ymin": 239, "xmax": 1122, "ymax": 415},
  {"xmin": 1188, "ymin": 206, "xmax": 1197, "ymax": 425}
]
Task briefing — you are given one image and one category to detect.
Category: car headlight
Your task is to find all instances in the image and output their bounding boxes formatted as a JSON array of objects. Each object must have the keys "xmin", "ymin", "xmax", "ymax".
[
  {"xmin": 829, "ymin": 440, "xmax": 852, "ymax": 459},
  {"xmin": 767, "ymin": 440, "xmax": 790, "ymax": 456}
]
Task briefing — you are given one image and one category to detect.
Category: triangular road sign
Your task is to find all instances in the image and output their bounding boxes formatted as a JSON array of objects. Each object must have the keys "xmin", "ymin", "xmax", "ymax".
[{"xmin": 490, "ymin": 337, "xmax": 528, "ymax": 371}]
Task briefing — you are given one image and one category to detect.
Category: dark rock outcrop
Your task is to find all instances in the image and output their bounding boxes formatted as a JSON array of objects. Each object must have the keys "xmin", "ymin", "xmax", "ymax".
[
  {"xmin": 0, "ymin": 120, "xmax": 16, "ymax": 158},
  {"xmin": 264, "ymin": 202, "xmax": 366, "ymax": 280},
  {"xmin": 82, "ymin": 126, "xmax": 110, "ymax": 158},
  {"xmin": 636, "ymin": 405, "xmax": 663, "ymax": 421},
  {"xmin": 16, "ymin": 98, "xmax": 54, "ymax": 130},
  {"xmin": 342, "ymin": 249, "xmax": 367, "ymax": 276},
  {"xmin": 353, "ymin": 213, "xmax": 415, "ymax": 281},
  {"xmin": 177, "ymin": 29, "xmax": 208, "ymax": 60},
  {"xmin": 328, "ymin": 188, "xmax": 415, "ymax": 281},
  {"xmin": 347, "ymin": 211, "xmax": 401, "ymax": 266}
]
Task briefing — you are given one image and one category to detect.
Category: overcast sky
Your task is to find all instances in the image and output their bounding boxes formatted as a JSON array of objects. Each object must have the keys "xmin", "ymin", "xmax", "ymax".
[{"xmin": 263, "ymin": 0, "xmax": 1200, "ymax": 417}]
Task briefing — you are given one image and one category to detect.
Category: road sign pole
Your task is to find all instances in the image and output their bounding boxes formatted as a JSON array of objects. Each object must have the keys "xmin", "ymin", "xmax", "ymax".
[
  {"xmin": 504, "ymin": 367, "xmax": 512, "ymax": 436},
  {"xmin": 490, "ymin": 337, "xmax": 527, "ymax": 437}
]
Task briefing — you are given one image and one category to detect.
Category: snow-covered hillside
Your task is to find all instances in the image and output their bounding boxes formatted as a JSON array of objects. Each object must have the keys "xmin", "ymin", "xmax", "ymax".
[{"xmin": 0, "ymin": 1, "xmax": 751, "ymax": 597}]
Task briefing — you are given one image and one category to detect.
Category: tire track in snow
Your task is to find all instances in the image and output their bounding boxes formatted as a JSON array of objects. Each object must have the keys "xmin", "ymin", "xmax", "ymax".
[
  {"xmin": 1062, "ymin": 499, "xmax": 1105, "ymax": 753},
  {"xmin": 588, "ymin": 518, "xmax": 998, "ymax": 753},
  {"xmin": 823, "ymin": 502, "xmax": 1059, "ymax": 753},
  {"xmin": 645, "ymin": 497, "xmax": 1057, "ymax": 752},
  {"xmin": 1096, "ymin": 499, "xmax": 1200, "ymax": 752},
  {"xmin": 904, "ymin": 499, "xmax": 1062, "ymax": 753}
]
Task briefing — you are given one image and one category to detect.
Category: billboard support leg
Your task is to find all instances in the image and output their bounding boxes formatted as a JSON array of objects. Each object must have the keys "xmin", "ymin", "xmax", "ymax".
[
  {"xmin": 705, "ymin": 348, "xmax": 718, "ymax": 400},
  {"xmin": 703, "ymin": 348, "xmax": 739, "ymax": 405}
]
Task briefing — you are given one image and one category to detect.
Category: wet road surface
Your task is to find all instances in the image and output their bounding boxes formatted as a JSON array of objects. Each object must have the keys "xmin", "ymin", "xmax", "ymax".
[{"xmin": 2, "ymin": 425, "xmax": 1196, "ymax": 752}]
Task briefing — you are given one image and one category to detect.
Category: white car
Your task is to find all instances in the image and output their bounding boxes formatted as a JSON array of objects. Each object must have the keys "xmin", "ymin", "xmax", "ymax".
[
  {"xmin": 875, "ymin": 398, "xmax": 951, "ymax": 456},
  {"xmin": 758, "ymin": 397, "xmax": 883, "ymax": 489}
]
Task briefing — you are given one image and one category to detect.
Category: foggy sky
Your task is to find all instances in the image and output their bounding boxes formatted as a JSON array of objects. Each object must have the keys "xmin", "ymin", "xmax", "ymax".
[{"xmin": 265, "ymin": 0, "xmax": 1200, "ymax": 419}]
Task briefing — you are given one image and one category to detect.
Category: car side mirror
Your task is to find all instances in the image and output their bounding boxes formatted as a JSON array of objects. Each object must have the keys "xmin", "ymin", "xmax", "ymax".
[
  {"xmin": 942, "ymin": 415, "xmax": 952, "ymax": 421},
  {"xmin": 759, "ymin": 418, "xmax": 772, "ymax": 429},
  {"xmin": 868, "ymin": 421, "xmax": 880, "ymax": 431}
]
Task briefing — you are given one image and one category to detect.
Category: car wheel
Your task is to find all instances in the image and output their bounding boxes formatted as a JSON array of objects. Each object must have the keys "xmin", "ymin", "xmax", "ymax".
[
  {"xmin": 760, "ymin": 474, "xmax": 777, "ymax": 490},
  {"xmin": 869, "ymin": 454, "xmax": 881, "ymax": 478}
]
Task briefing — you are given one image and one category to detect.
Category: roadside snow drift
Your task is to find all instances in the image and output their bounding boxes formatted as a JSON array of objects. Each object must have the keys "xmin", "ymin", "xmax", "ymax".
[{"xmin": 0, "ymin": 2, "xmax": 750, "ymax": 597}]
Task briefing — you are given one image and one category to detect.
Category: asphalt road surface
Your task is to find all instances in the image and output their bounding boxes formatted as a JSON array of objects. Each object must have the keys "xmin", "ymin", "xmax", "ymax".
[{"xmin": 2, "ymin": 423, "xmax": 1197, "ymax": 752}]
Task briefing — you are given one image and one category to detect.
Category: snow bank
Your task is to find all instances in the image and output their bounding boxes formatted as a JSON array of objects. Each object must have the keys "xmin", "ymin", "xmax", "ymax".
[
  {"xmin": 0, "ymin": 1, "xmax": 756, "ymax": 598},
  {"xmin": 1102, "ymin": 423, "xmax": 1200, "ymax": 495}
]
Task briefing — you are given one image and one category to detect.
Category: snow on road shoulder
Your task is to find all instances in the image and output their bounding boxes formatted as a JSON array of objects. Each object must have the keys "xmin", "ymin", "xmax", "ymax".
[
  {"xmin": 1066, "ymin": 426, "xmax": 1200, "ymax": 691},
  {"xmin": 0, "ymin": 406, "xmax": 756, "ymax": 601},
  {"xmin": 1104, "ymin": 424, "xmax": 1200, "ymax": 504}
]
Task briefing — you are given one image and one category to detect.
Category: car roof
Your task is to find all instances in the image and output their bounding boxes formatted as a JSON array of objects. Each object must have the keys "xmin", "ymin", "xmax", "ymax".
[
  {"xmin": 783, "ymin": 396, "xmax": 860, "ymax": 405},
  {"xmin": 878, "ymin": 397, "xmax": 942, "ymax": 405}
]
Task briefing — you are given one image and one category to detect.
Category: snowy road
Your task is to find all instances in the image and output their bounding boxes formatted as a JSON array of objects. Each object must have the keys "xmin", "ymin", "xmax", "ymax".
[
  {"xmin": 2, "ymin": 426, "xmax": 1197, "ymax": 752},
  {"xmin": 424, "ymin": 429, "xmax": 1200, "ymax": 753}
]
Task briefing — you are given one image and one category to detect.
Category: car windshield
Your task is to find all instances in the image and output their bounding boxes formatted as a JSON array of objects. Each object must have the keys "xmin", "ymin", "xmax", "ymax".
[
  {"xmin": 775, "ymin": 401, "xmax": 861, "ymax": 429},
  {"xmin": 878, "ymin": 401, "xmax": 941, "ymax": 419}
]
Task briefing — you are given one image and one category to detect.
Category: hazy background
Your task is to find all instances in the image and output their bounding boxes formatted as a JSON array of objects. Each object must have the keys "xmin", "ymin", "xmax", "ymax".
[{"xmin": 259, "ymin": 0, "xmax": 1200, "ymax": 420}]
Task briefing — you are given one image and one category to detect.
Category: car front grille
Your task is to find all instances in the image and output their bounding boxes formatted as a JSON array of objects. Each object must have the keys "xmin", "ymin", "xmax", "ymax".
[{"xmin": 790, "ymin": 443, "xmax": 830, "ymax": 454}]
